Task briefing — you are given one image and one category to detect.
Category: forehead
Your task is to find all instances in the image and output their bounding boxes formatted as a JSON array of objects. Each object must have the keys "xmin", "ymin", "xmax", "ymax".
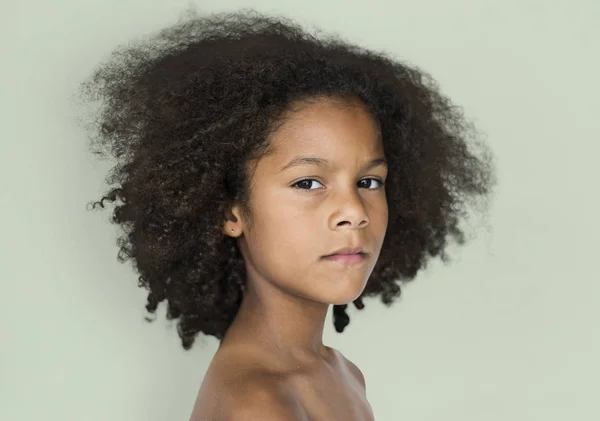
[{"xmin": 266, "ymin": 98, "xmax": 383, "ymax": 163}]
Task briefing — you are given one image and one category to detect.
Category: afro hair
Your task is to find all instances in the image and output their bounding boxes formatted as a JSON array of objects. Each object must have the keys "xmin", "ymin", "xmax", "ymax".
[{"xmin": 78, "ymin": 8, "xmax": 496, "ymax": 350}]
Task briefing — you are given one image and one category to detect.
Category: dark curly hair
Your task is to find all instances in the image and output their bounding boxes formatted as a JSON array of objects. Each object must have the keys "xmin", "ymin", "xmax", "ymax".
[{"xmin": 77, "ymin": 8, "xmax": 495, "ymax": 350}]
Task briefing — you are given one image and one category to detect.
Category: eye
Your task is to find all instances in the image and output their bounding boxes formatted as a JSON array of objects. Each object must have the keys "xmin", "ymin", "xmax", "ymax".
[
  {"xmin": 292, "ymin": 179, "xmax": 324, "ymax": 190},
  {"xmin": 358, "ymin": 178, "xmax": 385, "ymax": 190},
  {"xmin": 292, "ymin": 178, "xmax": 385, "ymax": 191}
]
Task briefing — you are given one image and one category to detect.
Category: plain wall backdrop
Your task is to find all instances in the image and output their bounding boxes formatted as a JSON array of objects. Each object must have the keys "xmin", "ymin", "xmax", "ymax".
[{"xmin": 1, "ymin": 1, "xmax": 599, "ymax": 420}]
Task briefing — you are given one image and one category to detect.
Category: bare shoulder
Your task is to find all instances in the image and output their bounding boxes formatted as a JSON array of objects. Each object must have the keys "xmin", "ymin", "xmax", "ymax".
[
  {"xmin": 332, "ymin": 348, "xmax": 367, "ymax": 391},
  {"xmin": 190, "ymin": 348, "xmax": 307, "ymax": 421},
  {"xmin": 224, "ymin": 375, "xmax": 308, "ymax": 421}
]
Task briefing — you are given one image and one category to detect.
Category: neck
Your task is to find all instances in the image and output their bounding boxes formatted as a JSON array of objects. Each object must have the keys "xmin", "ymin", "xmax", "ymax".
[{"xmin": 221, "ymin": 276, "xmax": 332, "ymax": 368}]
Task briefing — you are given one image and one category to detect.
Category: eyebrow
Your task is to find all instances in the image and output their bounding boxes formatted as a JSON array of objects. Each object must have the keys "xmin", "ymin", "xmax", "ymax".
[{"xmin": 278, "ymin": 155, "xmax": 388, "ymax": 173}]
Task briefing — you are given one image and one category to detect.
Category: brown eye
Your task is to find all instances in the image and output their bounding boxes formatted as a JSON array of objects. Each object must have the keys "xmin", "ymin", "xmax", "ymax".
[
  {"xmin": 358, "ymin": 178, "xmax": 385, "ymax": 189},
  {"xmin": 292, "ymin": 179, "xmax": 324, "ymax": 190}
]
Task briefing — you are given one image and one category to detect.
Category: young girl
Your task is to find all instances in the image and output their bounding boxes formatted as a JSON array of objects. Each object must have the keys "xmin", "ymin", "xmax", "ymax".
[{"xmin": 79, "ymin": 8, "xmax": 495, "ymax": 420}]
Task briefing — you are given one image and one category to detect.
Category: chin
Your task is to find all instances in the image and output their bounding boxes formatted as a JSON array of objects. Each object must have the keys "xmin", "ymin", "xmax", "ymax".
[{"xmin": 324, "ymin": 279, "xmax": 368, "ymax": 305}]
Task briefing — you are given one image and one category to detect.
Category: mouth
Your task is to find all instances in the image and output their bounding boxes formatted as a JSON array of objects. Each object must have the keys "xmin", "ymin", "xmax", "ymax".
[{"xmin": 322, "ymin": 251, "xmax": 367, "ymax": 265}]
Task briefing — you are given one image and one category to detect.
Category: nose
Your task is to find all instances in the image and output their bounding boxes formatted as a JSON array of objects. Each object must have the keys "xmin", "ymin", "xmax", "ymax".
[{"xmin": 328, "ymin": 189, "xmax": 370, "ymax": 230}]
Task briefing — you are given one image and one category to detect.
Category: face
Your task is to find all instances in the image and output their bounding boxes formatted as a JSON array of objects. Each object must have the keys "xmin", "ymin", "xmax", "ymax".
[{"xmin": 228, "ymin": 97, "xmax": 388, "ymax": 306}]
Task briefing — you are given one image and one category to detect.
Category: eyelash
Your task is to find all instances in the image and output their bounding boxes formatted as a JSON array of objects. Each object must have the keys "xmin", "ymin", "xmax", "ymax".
[{"xmin": 291, "ymin": 178, "xmax": 386, "ymax": 191}]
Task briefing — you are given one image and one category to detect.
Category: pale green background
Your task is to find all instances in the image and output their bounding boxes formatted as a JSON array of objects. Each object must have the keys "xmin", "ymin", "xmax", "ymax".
[{"xmin": 2, "ymin": 1, "xmax": 599, "ymax": 420}]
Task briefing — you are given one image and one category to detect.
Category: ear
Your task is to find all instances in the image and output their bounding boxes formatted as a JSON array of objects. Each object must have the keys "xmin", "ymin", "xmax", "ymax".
[{"xmin": 222, "ymin": 202, "xmax": 244, "ymax": 237}]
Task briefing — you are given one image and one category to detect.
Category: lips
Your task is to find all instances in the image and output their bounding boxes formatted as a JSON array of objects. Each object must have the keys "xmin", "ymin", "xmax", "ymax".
[
  {"xmin": 323, "ymin": 252, "xmax": 366, "ymax": 265},
  {"xmin": 324, "ymin": 246, "xmax": 365, "ymax": 257},
  {"xmin": 322, "ymin": 245, "xmax": 368, "ymax": 265}
]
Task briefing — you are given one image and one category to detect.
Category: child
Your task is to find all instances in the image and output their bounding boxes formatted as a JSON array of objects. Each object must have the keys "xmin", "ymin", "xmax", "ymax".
[{"xmin": 79, "ymin": 8, "xmax": 495, "ymax": 421}]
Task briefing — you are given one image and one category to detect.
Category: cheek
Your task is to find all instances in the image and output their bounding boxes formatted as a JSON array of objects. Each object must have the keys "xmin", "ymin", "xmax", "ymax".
[
  {"xmin": 365, "ymin": 195, "xmax": 388, "ymax": 226},
  {"xmin": 381, "ymin": 206, "xmax": 389, "ymax": 231},
  {"xmin": 250, "ymin": 206, "xmax": 315, "ymax": 270},
  {"xmin": 267, "ymin": 212, "xmax": 316, "ymax": 262}
]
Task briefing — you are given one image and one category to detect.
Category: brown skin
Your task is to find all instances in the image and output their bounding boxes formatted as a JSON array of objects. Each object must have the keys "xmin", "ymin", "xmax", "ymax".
[{"xmin": 190, "ymin": 98, "xmax": 386, "ymax": 420}]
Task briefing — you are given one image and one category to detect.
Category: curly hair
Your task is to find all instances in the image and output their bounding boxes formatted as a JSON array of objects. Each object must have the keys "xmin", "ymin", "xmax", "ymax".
[{"xmin": 77, "ymin": 8, "xmax": 495, "ymax": 350}]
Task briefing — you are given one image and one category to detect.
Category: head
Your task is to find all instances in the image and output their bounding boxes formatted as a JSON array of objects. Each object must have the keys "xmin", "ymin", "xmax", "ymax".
[
  {"xmin": 79, "ymin": 9, "xmax": 495, "ymax": 350},
  {"xmin": 226, "ymin": 96, "xmax": 388, "ymax": 310}
]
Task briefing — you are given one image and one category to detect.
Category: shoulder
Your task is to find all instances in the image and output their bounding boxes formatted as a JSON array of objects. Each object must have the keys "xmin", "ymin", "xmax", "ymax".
[
  {"xmin": 332, "ymin": 348, "xmax": 367, "ymax": 391},
  {"xmin": 191, "ymin": 348, "xmax": 307, "ymax": 421},
  {"xmin": 223, "ymin": 376, "xmax": 308, "ymax": 421}
]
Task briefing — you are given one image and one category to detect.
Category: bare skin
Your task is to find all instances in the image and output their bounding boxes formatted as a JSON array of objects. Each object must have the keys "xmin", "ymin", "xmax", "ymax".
[
  {"xmin": 190, "ymin": 341, "xmax": 374, "ymax": 420},
  {"xmin": 189, "ymin": 97, "xmax": 388, "ymax": 420}
]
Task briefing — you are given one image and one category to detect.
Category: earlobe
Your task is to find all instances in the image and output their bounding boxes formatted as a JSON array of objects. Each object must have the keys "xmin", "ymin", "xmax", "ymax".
[
  {"xmin": 223, "ymin": 219, "xmax": 241, "ymax": 236},
  {"xmin": 223, "ymin": 222, "xmax": 242, "ymax": 237},
  {"xmin": 223, "ymin": 203, "xmax": 243, "ymax": 237}
]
